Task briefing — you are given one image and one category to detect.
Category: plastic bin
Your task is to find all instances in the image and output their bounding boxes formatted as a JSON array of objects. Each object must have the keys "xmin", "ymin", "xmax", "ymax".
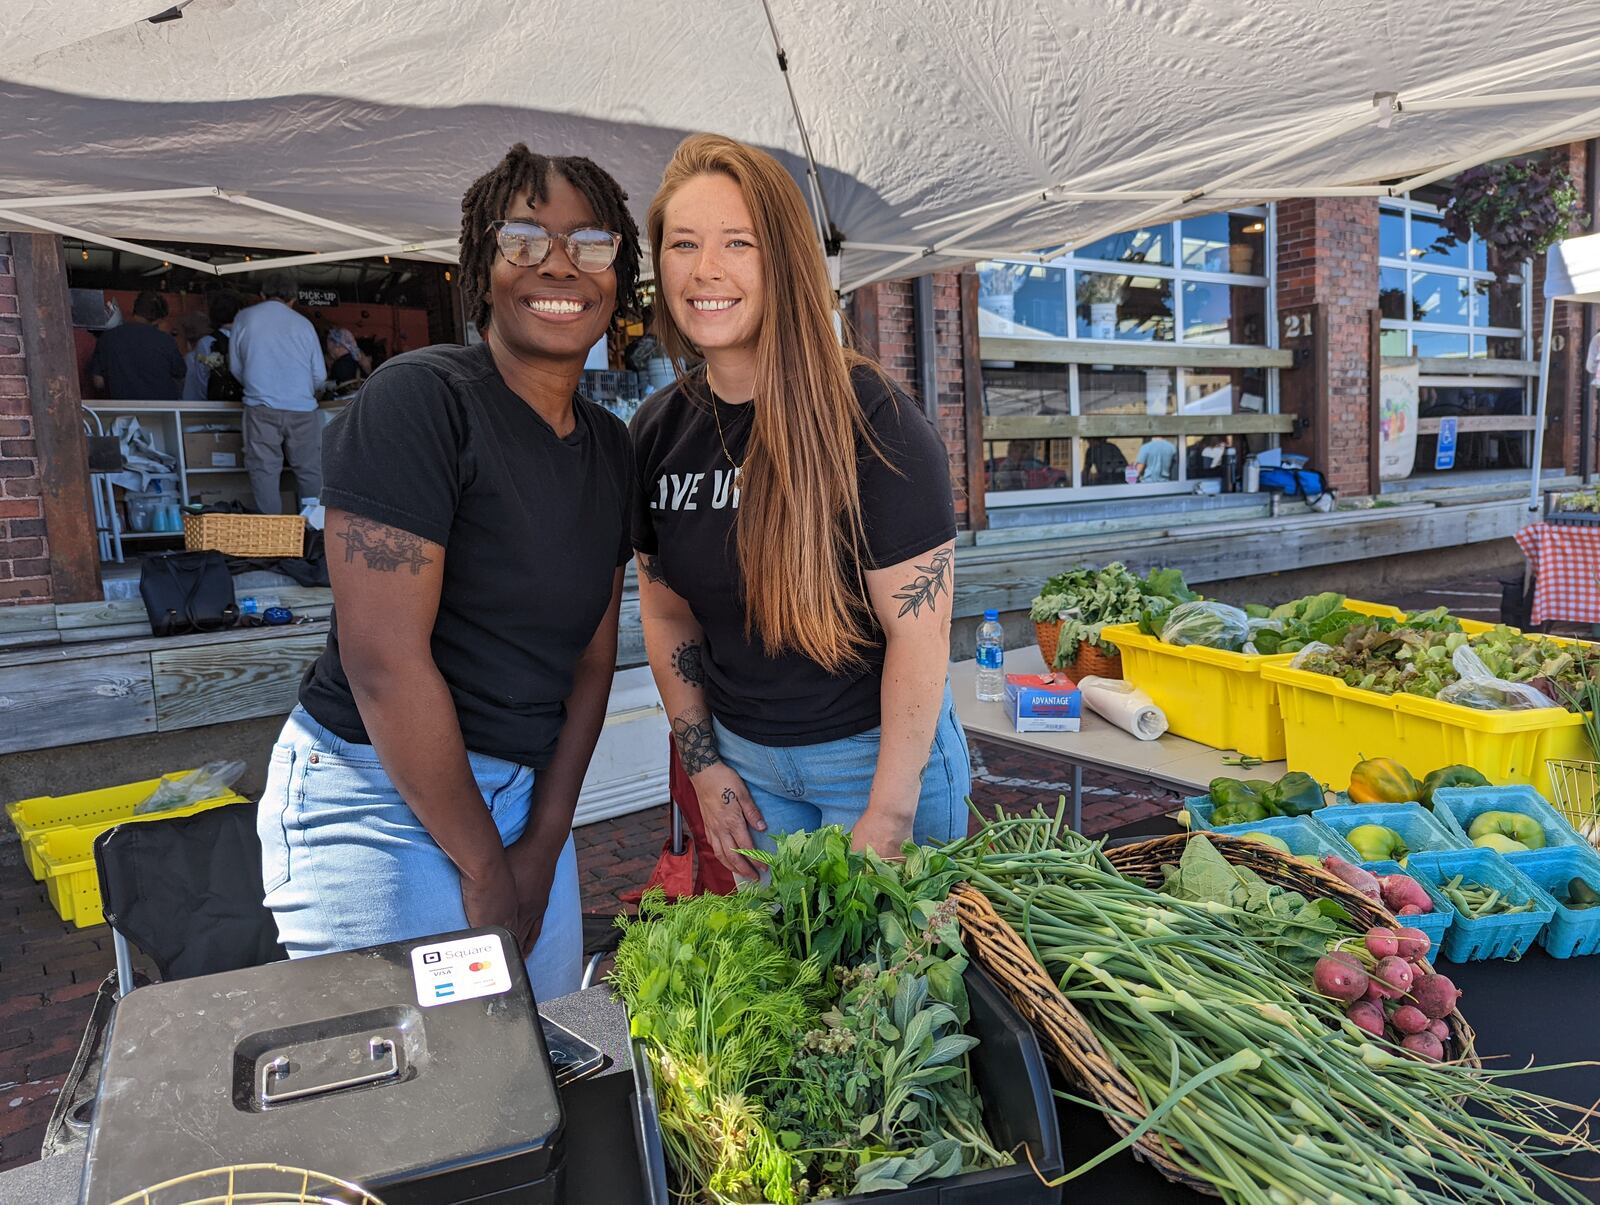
[
  {"xmin": 1362, "ymin": 859, "xmax": 1454, "ymax": 952},
  {"xmin": 632, "ymin": 966, "xmax": 1063, "ymax": 1205},
  {"xmin": 1317, "ymin": 802, "xmax": 1466, "ymax": 864},
  {"xmin": 1406, "ymin": 849, "xmax": 1554, "ymax": 962},
  {"xmin": 1185, "ymin": 802, "xmax": 1354, "ymax": 853},
  {"xmin": 1430, "ymin": 784, "xmax": 1586, "ymax": 859},
  {"xmin": 38, "ymin": 845, "xmax": 100, "ymax": 927},
  {"xmin": 1517, "ymin": 846, "xmax": 1600, "ymax": 958},
  {"xmin": 1261, "ymin": 659, "xmax": 1590, "ymax": 803}
]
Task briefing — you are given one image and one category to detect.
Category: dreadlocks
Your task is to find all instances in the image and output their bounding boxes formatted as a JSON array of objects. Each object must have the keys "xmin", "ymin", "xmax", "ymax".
[{"xmin": 458, "ymin": 144, "xmax": 641, "ymax": 336}]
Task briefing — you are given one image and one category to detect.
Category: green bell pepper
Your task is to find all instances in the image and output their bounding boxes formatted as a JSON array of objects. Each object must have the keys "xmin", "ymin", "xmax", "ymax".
[
  {"xmin": 1262, "ymin": 771, "xmax": 1327, "ymax": 817},
  {"xmin": 1209, "ymin": 777, "xmax": 1271, "ymax": 809},
  {"xmin": 1213, "ymin": 798, "xmax": 1272, "ymax": 826}
]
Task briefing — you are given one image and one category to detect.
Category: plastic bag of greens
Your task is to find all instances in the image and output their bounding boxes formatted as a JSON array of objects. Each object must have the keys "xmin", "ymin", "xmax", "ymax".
[
  {"xmin": 1435, "ymin": 646, "xmax": 1559, "ymax": 712},
  {"xmin": 1290, "ymin": 641, "xmax": 1334, "ymax": 669},
  {"xmin": 1160, "ymin": 600, "xmax": 1252, "ymax": 652},
  {"xmin": 133, "ymin": 760, "xmax": 246, "ymax": 815}
]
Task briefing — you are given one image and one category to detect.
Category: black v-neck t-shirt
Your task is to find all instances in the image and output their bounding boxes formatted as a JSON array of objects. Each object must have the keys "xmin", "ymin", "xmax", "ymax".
[
  {"xmin": 300, "ymin": 341, "xmax": 632, "ymax": 769},
  {"xmin": 630, "ymin": 366, "xmax": 955, "ymax": 746}
]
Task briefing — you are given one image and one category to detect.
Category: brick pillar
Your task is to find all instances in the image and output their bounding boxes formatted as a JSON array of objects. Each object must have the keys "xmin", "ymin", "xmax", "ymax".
[
  {"xmin": 1275, "ymin": 198, "xmax": 1380, "ymax": 496},
  {"xmin": 0, "ymin": 234, "xmax": 52, "ymax": 605},
  {"xmin": 1533, "ymin": 142, "xmax": 1590, "ymax": 474}
]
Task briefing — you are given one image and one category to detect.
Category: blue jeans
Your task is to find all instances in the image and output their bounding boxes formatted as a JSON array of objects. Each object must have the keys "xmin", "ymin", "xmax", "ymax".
[
  {"xmin": 713, "ymin": 684, "xmax": 971, "ymax": 853},
  {"xmin": 258, "ymin": 706, "xmax": 582, "ymax": 1002}
]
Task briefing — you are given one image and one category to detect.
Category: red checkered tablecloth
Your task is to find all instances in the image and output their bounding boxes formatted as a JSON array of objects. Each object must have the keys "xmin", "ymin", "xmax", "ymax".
[{"xmin": 1514, "ymin": 521, "xmax": 1600, "ymax": 625}]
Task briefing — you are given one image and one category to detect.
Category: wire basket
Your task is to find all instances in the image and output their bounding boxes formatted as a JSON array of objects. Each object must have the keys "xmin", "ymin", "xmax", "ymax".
[
  {"xmin": 109, "ymin": 1164, "xmax": 385, "ymax": 1205},
  {"xmin": 1544, "ymin": 758, "xmax": 1600, "ymax": 853},
  {"xmin": 183, "ymin": 512, "xmax": 306, "ymax": 559}
]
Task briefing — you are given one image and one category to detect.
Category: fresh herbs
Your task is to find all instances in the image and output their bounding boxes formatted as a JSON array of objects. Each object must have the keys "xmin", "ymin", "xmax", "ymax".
[{"xmin": 1028, "ymin": 563, "xmax": 1196, "ymax": 662}]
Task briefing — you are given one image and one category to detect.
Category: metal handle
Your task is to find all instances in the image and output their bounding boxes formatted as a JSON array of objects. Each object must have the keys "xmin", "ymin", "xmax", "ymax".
[{"xmin": 260, "ymin": 1035, "xmax": 399, "ymax": 1105}]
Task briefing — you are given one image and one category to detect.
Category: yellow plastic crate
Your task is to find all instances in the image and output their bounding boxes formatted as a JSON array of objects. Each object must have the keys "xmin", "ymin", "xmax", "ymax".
[
  {"xmin": 38, "ymin": 845, "xmax": 101, "ymax": 927},
  {"xmin": 1260, "ymin": 659, "xmax": 1590, "ymax": 797},
  {"xmin": 8, "ymin": 772, "xmax": 246, "ymax": 881}
]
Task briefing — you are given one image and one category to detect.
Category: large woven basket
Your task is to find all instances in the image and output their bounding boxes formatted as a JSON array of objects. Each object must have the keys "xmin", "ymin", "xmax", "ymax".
[
  {"xmin": 1033, "ymin": 620, "xmax": 1123, "ymax": 680},
  {"xmin": 183, "ymin": 512, "xmax": 305, "ymax": 559},
  {"xmin": 954, "ymin": 832, "xmax": 1478, "ymax": 1194}
]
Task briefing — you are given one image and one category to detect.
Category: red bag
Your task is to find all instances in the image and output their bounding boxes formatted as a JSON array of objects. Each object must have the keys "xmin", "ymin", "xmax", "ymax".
[{"xmin": 622, "ymin": 742, "xmax": 739, "ymax": 902}]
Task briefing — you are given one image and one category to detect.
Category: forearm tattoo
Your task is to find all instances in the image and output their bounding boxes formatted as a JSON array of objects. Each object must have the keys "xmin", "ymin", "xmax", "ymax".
[
  {"xmin": 672, "ymin": 640, "xmax": 706, "ymax": 685},
  {"xmin": 891, "ymin": 547, "xmax": 953, "ymax": 618},
  {"xmin": 639, "ymin": 553, "xmax": 667, "ymax": 585},
  {"xmin": 336, "ymin": 514, "xmax": 434, "ymax": 575},
  {"xmin": 671, "ymin": 707, "xmax": 722, "ymax": 775}
]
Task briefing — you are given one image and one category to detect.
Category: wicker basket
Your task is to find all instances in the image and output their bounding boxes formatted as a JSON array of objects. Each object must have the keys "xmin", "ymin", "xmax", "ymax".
[
  {"xmin": 954, "ymin": 832, "xmax": 1477, "ymax": 1194},
  {"xmin": 1033, "ymin": 620, "xmax": 1124, "ymax": 681},
  {"xmin": 1545, "ymin": 758, "xmax": 1600, "ymax": 853},
  {"xmin": 183, "ymin": 512, "xmax": 305, "ymax": 559}
]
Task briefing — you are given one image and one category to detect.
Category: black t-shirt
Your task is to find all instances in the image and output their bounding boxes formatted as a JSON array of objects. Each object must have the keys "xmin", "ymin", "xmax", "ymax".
[
  {"xmin": 300, "ymin": 341, "xmax": 632, "ymax": 769},
  {"xmin": 88, "ymin": 322, "xmax": 185, "ymax": 399},
  {"xmin": 630, "ymin": 366, "xmax": 955, "ymax": 746}
]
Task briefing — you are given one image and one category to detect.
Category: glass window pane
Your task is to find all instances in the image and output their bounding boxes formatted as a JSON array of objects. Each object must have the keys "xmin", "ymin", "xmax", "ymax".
[
  {"xmin": 1075, "ymin": 224, "xmax": 1172, "ymax": 266},
  {"xmin": 1186, "ymin": 434, "xmax": 1240, "ymax": 481},
  {"xmin": 1181, "ymin": 281, "xmax": 1266, "ymax": 345},
  {"xmin": 1129, "ymin": 435, "xmax": 1180, "ymax": 483},
  {"xmin": 1180, "ymin": 368, "xmax": 1267, "ymax": 416},
  {"xmin": 1080, "ymin": 365, "xmax": 1174, "ymax": 416},
  {"xmin": 1379, "ymin": 208, "xmax": 1407, "ymax": 260},
  {"xmin": 1411, "ymin": 211, "xmax": 1467, "ymax": 267},
  {"xmin": 976, "ymin": 262, "xmax": 1067, "ymax": 338},
  {"xmin": 1081, "ymin": 437, "xmax": 1140, "ymax": 486},
  {"xmin": 1485, "ymin": 334, "xmax": 1524, "ymax": 360},
  {"xmin": 1471, "ymin": 335, "xmax": 1486, "ymax": 359},
  {"xmin": 1380, "ymin": 328, "xmax": 1409, "ymax": 356},
  {"xmin": 1412, "ymin": 330, "xmax": 1470, "ymax": 358},
  {"xmin": 980, "ymin": 362, "xmax": 1069, "ymax": 417},
  {"xmin": 1411, "ymin": 272, "xmax": 1471, "ymax": 326},
  {"xmin": 1181, "ymin": 212, "xmax": 1267, "ymax": 274},
  {"xmin": 1471, "ymin": 237, "xmax": 1488, "ymax": 273},
  {"xmin": 1481, "ymin": 279, "xmax": 1523, "ymax": 330},
  {"xmin": 1379, "ymin": 266, "xmax": 1410, "ymax": 320},
  {"xmin": 1418, "ymin": 384, "xmax": 1528, "ymax": 419},
  {"xmin": 1076, "ymin": 272, "xmax": 1174, "ymax": 341},
  {"xmin": 984, "ymin": 439, "xmax": 1073, "ymax": 492}
]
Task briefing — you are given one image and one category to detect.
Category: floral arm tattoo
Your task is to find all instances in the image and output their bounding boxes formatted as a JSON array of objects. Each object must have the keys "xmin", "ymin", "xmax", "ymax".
[
  {"xmin": 336, "ymin": 514, "xmax": 434, "ymax": 575},
  {"xmin": 671, "ymin": 705, "xmax": 722, "ymax": 775},
  {"xmin": 891, "ymin": 547, "xmax": 953, "ymax": 618}
]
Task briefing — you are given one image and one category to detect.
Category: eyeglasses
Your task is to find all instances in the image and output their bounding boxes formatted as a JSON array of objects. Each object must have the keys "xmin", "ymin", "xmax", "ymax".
[{"xmin": 488, "ymin": 220, "xmax": 621, "ymax": 273}]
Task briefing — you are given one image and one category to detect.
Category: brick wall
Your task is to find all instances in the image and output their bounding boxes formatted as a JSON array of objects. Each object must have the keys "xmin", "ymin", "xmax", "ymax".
[
  {"xmin": 0, "ymin": 234, "xmax": 50, "ymax": 605},
  {"xmin": 848, "ymin": 271, "xmax": 973, "ymax": 527},
  {"xmin": 1532, "ymin": 143, "xmax": 1589, "ymax": 474},
  {"xmin": 1276, "ymin": 196, "xmax": 1380, "ymax": 495}
]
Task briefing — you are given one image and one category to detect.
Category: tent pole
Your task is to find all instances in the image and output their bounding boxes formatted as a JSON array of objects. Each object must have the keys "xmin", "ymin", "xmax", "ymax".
[
  {"xmin": 758, "ymin": 0, "xmax": 837, "ymax": 251},
  {"xmin": 1392, "ymin": 101, "xmax": 1600, "ymax": 195},
  {"xmin": 1530, "ymin": 294, "xmax": 1557, "ymax": 512},
  {"xmin": 0, "ymin": 186, "xmax": 221, "ymax": 209},
  {"xmin": 222, "ymin": 194, "xmax": 458, "ymax": 265},
  {"xmin": 212, "ymin": 238, "xmax": 458, "ymax": 274},
  {"xmin": 0, "ymin": 207, "xmax": 217, "ymax": 273}
]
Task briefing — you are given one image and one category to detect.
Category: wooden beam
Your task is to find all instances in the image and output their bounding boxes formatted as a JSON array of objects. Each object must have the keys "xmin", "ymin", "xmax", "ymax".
[
  {"xmin": 979, "ymin": 336, "xmax": 1293, "ymax": 370},
  {"xmin": 152, "ymin": 632, "xmax": 326, "ymax": 730},
  {"xmin": 983, "ymin": 413, "xmax": 1296, "ymax": 440},
  {"xmin": 1367, "ymin": 309, "xmax": 1381, "ymax": 496},
  {"xmin": 1418, "ymin": 415, "xmax": 1539, "ymax": 434},
  {"xmin": 0, "ymin": 652, "xmax": 154, "ymax": 754},
  {"xmin": 12, "ymin": 232, "xmax": 99, "ymax": 603},
  {"xmin": 1395, "ymin": 356, "xmax": 1542, "ymax": 379},
  {"xmin": 958, "ymin": 269, "xmax": 989, "ymax": 532}
]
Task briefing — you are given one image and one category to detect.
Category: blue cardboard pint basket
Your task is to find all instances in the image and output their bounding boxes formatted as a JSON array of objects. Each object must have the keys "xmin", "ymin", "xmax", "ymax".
[
  {"xmin": 1516, "ymin": 846, "xmax": 1600, "ymax": 958},
  {"xmin": 1431, "ymin": 785, "xmax": 1585, "ymax": 860},
  {"xmin": 1190, "ymin": 813, "xmax": 1360, "ymax": 863},
  {"xmin": 1184, "ymin": 795, "xmax": 1332, "ymax": 835},
  {"xmin": 1406, "ymin": 849, "xmax": 1554, "ymax": 962},
  {"xmin": 1317, "ymin": 803, "xmax": 1465, "ymax": 865},
  {"xmin": 1362, "ymin": 859, "xmax": 1453, "ymax": 952}
]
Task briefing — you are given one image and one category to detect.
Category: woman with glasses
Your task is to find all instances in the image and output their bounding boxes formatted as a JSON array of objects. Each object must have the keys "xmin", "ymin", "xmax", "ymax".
[
  {"xmin": 260, "ymin": 144, "xmax": 638, "ymax": 999},
  {"xmin": 632, "ymin": 134, "xmax": 969, "ymax": 881}
]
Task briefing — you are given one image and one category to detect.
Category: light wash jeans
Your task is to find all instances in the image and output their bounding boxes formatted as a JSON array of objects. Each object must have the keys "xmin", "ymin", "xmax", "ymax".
[
  {"xmin": 713, "ymin": 683, "xmax": 971, "ymax": 854},
  {"xmin": 258, "ymin": 705, "xmax": 582, "ymax": 1002}
]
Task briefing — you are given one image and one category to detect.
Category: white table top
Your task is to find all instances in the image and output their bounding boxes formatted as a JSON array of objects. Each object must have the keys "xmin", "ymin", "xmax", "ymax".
[{"xmin": 950, "ymin": 646, "xmax": 1287, "ymax": 796}]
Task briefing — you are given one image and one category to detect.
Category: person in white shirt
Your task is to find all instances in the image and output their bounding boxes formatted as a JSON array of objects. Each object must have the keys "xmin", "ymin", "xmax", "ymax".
[{"xmin": 230, "ymin": 271, "xmax": 327, "ymax": 514}]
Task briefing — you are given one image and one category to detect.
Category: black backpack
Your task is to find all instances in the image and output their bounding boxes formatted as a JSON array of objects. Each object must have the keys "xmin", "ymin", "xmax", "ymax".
[
  {"xmin": 139, "ymin": 551, "xmax": 240, "ymax": 636},
  {"xmin": 205, "ymin": 329, "xmax": 244, "ymax": 403}
]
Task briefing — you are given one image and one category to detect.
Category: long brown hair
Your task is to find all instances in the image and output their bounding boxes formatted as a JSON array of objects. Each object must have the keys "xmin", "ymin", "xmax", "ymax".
[{"xmin": 649, "ymin": 134, "xmax": 882, "ymax": 674}]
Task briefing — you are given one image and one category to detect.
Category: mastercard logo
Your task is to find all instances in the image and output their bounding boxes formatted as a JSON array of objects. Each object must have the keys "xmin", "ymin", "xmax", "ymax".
[{"xmin": 469, "ymin": 960, "xmax": 491, "ymax": 973}]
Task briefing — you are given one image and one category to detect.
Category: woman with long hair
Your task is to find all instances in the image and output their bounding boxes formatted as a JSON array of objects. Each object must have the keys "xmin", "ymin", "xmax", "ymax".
[
  {"xmin": 260, "ymin": 145, "xmax": 640, "ymax": 998},
  {"xmin": 632, "ymin": 133, "xmax": 969, "ymax": 879}
]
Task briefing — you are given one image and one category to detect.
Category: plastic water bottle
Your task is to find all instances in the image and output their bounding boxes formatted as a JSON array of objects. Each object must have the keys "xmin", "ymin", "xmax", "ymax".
[{"xmin": 975, "ymin": 609, "xmax": 1005, "ymax": 702}]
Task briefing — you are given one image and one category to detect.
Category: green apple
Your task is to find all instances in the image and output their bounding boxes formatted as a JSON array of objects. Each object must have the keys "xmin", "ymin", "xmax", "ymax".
[
  {"xmin": 1346, "ymin": 823, "xmax": 1408, "ymax": 863},
  {"xmin": 1467, "ymin": 810, "xmax": 1546, "ymax": 850},
  {"xmin": 1473, "ymin": 832, "xmax": 1529, "ymax": 854},
  {"xmin": 1239, "ymin": 831, "xmax": 1292, "ymax": 855}
]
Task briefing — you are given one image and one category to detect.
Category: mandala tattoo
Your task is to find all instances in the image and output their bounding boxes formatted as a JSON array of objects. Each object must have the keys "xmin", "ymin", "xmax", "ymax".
[
  {"xmin": 671, "ymin": 709, "xmax": 722, "ymax": 775},
  {"xmin": 639, "ymin": 554, "xmax": 668, "ymax": 585},
  {"xmin": 672, "ymin": 640, "xmax": 706, "ymax": 685},
  {"xmin": 337, "ymin": 515, "xmax": 434, "ymax": 575},
  {"xmin": 891, "ymin": 547, "xmax": 953, "ymax": 618}
]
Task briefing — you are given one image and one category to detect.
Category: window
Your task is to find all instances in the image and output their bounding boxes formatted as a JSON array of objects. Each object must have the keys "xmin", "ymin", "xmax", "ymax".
[{"xmin": 975, "ymin": 263, "xmax": 1068, "ymax": 338}]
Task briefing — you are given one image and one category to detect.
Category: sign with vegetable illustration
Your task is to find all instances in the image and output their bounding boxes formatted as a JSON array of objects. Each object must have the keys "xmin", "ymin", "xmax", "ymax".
[{"xmin": 1379, "ymin": 359, "xmax": 1419, "ymax": 481}]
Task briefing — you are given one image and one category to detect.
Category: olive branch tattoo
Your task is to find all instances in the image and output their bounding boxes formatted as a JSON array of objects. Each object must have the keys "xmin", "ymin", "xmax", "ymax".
[
  {"xmin": 891, "ymin": 548, "xmax": 953, "ymax": 618},
  {"xmin": 336, "ymin": 515, "xmax": 434, "ymax": 575},
  {"xmin": 671, "ymin": 708, "xmax": 722, "ymax": 775},
  {"xmin": 672, "ymin": 640, "xmax": 706, "ymax": 686},
  {"xmin": 639, "ymin": 554, "xmax": 667, "ymax": 585}
]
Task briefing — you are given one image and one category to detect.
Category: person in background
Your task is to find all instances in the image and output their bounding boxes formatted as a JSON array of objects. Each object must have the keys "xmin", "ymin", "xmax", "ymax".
[
  {"xmin": 325, "ymin": 326, "xmax": 371, "ymax": 391},
  {"xmin": 183, "ymin": 291, "xmax": 244, "ymax": 401},
  {"xmin": 1134, "ymin": 434, "xmax": 1177, "ymax": 482},
  {"xmin": 88, "ymin": 290, "xmax": 185, "ymax": 400},
  {"xmin": 230, "ymin": 271, "xmax": 327, "ymax": 514},
  {"xmin": 179, "ymin": 310, "xmax": 212, "ymax": 401},
  {"xmin": 1084, "ymin": 435, "xmax": 1129, "ymax": 486}
]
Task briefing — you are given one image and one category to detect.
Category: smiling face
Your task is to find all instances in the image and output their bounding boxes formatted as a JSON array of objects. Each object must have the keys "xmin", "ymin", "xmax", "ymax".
[
  {"xmin": 659, "ymin": 172, "xmax": 766, "ymax": 363},
  {"xmin": 486, "ymin": 171, "xmax": 618, "ymax": 364}
]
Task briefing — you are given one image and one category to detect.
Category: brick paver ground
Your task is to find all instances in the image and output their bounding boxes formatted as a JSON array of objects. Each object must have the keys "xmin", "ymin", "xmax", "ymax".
[{"xmin": 0, "ymin": 570, "xmax": 1539, "ymax": 1171}]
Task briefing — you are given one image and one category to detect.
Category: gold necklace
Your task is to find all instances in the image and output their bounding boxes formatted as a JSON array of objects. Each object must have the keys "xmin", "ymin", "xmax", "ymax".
[{"xmin": 707, "ymin": 375, "xmax": 744, "ymax": 469}]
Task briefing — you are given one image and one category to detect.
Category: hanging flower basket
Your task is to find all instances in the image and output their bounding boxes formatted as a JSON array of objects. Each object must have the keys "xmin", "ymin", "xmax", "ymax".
[{"xmin": 1435, "ymin": 158, "xmax": 1589, "ymax": 278}]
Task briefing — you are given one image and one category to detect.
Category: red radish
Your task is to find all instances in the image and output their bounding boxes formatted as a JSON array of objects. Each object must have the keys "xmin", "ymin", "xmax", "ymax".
[
  {"xmin": 1346, "ymin": 1000, "xmax": 1386, "ymax": 1037},
  {"xmin": 1401, "ymin": 1032, "xmax": 1445, "ymax": 1061},
  {"xmin": 1394, "ymin": 926, "xmax": 1431, "ymax": 962},
  {"xmin": 1391, "ymin": 1004, "xmax": 1429, "ymax": 1035},
  {"xmin": 1411, "ymin": 973, "xmax": 1461, "ymax": 1020},
  {"xmin": 1371, "ymin": 956, "xmax": 1414, "ymax": 1000},
  {"xmin": 1363, "ymin": 978, "xmax": 1388, "ymax": 1003},
  {"xmin": 1398, "ymin": 904, "xmax": 1424, "ymax": 915},
  {"xmin": 1313, "ymin": 953, "xmax": 1369, "ymax": 1003},
  {"xmin": 1326, "ymin": 949, "xmax": 1366, "ymax": 973},
  {"xmin": 1365, "ymin": 926, "xmax": 1399, "ymax": 959},
  {"xmin": 1426, "ymin": 1019, "xmax": 1451, "ymax": 1042},
  {"xmin": 1323, "ymin": 855, "xmax": 1382, "ymax": 900}
]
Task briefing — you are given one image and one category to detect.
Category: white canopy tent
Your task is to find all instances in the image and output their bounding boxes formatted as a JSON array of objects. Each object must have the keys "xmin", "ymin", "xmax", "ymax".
[
  {"xmin": 1531, "ymin": 231, "xmax": 1600, "ymax": 508},
  {"xmin": 3, "ymin": 2, "xmax": 1600, "ymax": 291}
]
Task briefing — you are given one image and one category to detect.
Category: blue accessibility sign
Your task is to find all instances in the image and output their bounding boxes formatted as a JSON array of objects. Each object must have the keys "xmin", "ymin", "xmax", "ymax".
[{"xmin": 1434, "ymin": 415, "xmax": 1458, "ymax": 471}]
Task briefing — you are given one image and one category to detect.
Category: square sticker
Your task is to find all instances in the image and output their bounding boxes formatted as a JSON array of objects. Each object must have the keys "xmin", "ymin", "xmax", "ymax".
[{"xmin": 410, "ymin": 934, "xmax": 512, "ymax": 1008}]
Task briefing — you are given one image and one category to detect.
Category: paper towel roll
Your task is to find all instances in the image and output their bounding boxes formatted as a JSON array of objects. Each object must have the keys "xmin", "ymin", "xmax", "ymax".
[{"xmin": 1078, "ymin": 675, "xmax": 1168, "ymax": 741}]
